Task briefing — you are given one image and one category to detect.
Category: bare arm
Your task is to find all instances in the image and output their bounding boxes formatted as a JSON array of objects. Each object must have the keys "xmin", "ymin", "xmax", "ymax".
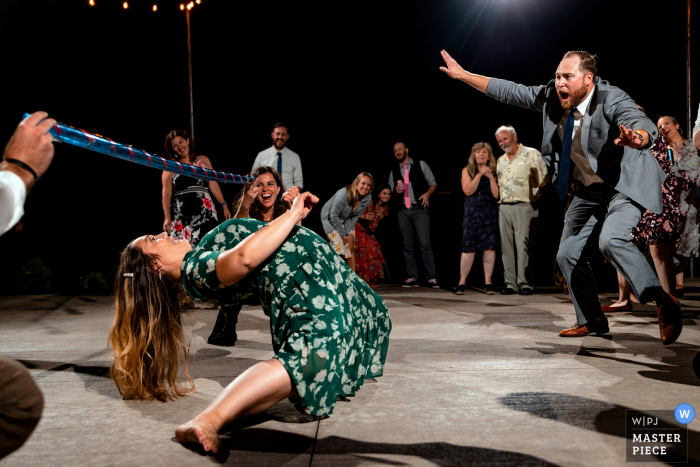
[
  {"xmin": 200, "ymin": 156, "xmax": 232, "ymax": 220},
  {"xmin": 439, "ymin": 50, "xmax": 490, "ymax": 94},
  {"xmin": 461, "ymin": 168, "xmax": 480, "ymax": 196},
  {"xmin": 216, "ymin": 192, "xmax": 318, "ymax": 286},
  {"xmin": 488, "ymin": 172, "xmax": 499, "ymax": 199},
  {"xmin": 161, "ymin": 171, "xmax": 173, "ymax": 233}
]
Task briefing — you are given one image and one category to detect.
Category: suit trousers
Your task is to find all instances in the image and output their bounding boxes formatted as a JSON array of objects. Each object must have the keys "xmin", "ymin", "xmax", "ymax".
[
  {"xmin": 397, "ymin": 205, "xmax": 437, "ymax": 281},
  {"xmin": 0, "ymin": 357, "xmax": 44, "ymax": 460},
  {"xmin": 557, "ymin": 183, "xmax": 662, "ymax": 326},
  {"xmin": 499, "ymin": 202, "xmax": 538, "ymax": 290}
]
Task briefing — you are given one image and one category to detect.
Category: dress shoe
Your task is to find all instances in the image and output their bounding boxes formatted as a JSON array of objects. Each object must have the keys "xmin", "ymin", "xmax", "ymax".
[
  {"xmin": 655, "ymin": 292, "xmax": 682, "ymax": 345},
  {"xmin": 675, "ymin": 285, "xmax": 685, "ymax": 298},
  {"xmin": 519, "ymin": 287, "xmax": 534, "ymax": 296},
  {"xmin": 501, "ymin": 288, "xmax": 518, "ymax": 295},
  {"xmin": 455, "ymin": 284, "xmax": 465, "ymax": 295},
  {"xmin": 602, "ymin": 303, "xmax": 632, "ymax": 312},
  {"xmin": 485, "ymin": 284, "xmax": 496, "ymax": 295},
  {"xmin": 559, "ymin": 321, "xmax": 609, "ymax": 337}
]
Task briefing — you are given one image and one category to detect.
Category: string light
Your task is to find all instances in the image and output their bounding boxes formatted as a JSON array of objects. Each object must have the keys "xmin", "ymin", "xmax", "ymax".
[
  {"xmin": 196, "ymin": 0, "xmax": 201, "ymax": 3},
  {"xmin": 180, "ymin": 4, "xmax": 184, "ymax": 10},
  {"xmin": 152, "ymin": 4, "xmax": 157, "ymax": 11},
  {"xmin": 122, "ymin": 2, "xmax": 128, "ymax": 9},
  {"xmin": 88, "ymin": 0, "xmax": 95, "ymax": 5},
  {"xmin": 187, "ymin": 2, "xmax": 194, "ymax": 10}
]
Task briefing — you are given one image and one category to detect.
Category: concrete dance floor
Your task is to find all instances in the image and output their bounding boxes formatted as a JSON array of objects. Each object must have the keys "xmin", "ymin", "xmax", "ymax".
[{"xmin": 1, "ymin": 284, "xmax": 700, "ymax": 466}]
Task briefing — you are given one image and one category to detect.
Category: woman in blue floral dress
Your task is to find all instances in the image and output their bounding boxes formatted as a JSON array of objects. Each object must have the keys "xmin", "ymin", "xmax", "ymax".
[
  {"xmin": 110, "ymin": 192, "xmax": 391, "ymax": 454},
  {"xmin": 456, "ymin": 142, "xmax": 500, "ymax": 295}
]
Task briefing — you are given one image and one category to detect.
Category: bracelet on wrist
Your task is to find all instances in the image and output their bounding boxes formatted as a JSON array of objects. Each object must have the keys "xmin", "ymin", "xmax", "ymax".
[
  {"xmin": 221, "ymin": 201, "xmax": 228, "ymax": 206},
  {"xmin": 5, "ymin": 158, "xmax": 38, "ymax": 181}
]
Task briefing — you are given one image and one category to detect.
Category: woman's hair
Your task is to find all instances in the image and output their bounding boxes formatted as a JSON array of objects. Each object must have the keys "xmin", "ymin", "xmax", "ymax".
[
  {"xmin": 345, "ymin": 172, "xmax": 374, "ymax": 208},
  {"xmin": 373, "ymin": 183, "xmax": 391, "ymax": 206},
  {"xmin": 234, "ymin": 166, "xmax": 289, "ymax": 221},
  {"xmin": 164, "ymin": 129, "xmax": 198, "ymax": 161},
  {"xmin": 110, "ymin": 242, "xmax": 194, "ymax": 402},
  {"xmin": 657, "ymin": 115, "xmax": 683, "ymax": 137},
  {"xmin": 465, "ymin": 142, "xmax": 496, "ymax": 177}
]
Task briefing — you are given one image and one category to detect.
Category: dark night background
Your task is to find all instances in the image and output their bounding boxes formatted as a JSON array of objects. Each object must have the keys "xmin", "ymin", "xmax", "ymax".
[{"xmin": 0, "ymin": 0, "xmax": 697, "ymax": 294}]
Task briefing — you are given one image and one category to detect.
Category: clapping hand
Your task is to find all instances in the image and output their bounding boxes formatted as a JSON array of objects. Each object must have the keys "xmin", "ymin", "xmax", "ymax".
[{"xmin": 282, "ymin": 185, "xmax": 301, "ymax": 206}]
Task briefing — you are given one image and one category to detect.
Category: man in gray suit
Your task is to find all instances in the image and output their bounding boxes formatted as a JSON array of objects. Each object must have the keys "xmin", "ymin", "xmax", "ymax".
[{"xmin": 439, "ymin": 50, "xmax": 682, "ymax": 345}]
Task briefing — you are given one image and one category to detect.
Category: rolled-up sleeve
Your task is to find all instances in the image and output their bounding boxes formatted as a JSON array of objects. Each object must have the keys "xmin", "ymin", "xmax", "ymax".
[
  {"xmin": 0, "ymin": 171, "xmax": 26, "ymax": 236},
  {"xmin": 420, "ymin": 161, "xmax": 437, "ymax": 187}
]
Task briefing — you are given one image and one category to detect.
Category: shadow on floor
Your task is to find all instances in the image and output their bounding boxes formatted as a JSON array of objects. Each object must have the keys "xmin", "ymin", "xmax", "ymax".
[
  {"xmin": 179, "ymin": 427, "xmax": 560, "ymax": 466},
  {"xmin": 498, "ymin": 392, "xmax": 698, "ymax": 465}
]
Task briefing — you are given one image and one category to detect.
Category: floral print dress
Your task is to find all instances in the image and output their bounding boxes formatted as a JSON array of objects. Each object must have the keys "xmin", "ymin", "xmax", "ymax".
[
  {"xmin": 181, "ymin": 218, "xmax": 392, "ymax": 416},
  {"xmin": 355, "ymin": 200, "xmax": 388, "ymax": 286},
  {"xmin": 462, "ymin": 175, "xmax": 500, "ymax": 253},
  {"xmin": 169, "ymin": 157, "xmax": 219, "ymax": 246},
  {"xmin": 632, "ymin": 138, "xmax": 691, "ymax": 245},
  {"xmin": 674, "ymin": 139, "xmax": 700, "ymax": 258}
]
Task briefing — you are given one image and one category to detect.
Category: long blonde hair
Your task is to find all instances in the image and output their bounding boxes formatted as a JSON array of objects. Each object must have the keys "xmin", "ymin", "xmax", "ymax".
[
  {"xmin": 466, "ymin": 142, "xmax": 496, "ymax": 178},
  {"xmin": 110, "ymin": 243, "xmax": 194, "ymax": 402},
  {"xmin": 345, "ymin": 172, "xmax": 374, "ymax": 208}
]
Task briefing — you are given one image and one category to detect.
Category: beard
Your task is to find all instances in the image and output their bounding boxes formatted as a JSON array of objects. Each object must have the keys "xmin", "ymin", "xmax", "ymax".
[
  {"xmin": 273, "ymin": 139, "xmax": 286, "ymax": 149},
  {"xmin": 558, "ymin": 82, "xmax": 589, "ymax": 110}
]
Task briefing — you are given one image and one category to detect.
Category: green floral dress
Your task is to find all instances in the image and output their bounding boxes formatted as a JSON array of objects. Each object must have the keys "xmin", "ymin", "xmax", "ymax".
[{"xmin": 181, "ymin": 218, "xmax": 392, "ymax": 416}]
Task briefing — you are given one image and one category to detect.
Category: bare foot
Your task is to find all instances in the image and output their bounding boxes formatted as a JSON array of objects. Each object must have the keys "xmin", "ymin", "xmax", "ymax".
[
  {"xmin": 176, "ymin": 417, "xmax": 221, "ymax": 454},
  {"xmin": 608, "ymin": 301, "xmax": 629, "ymax": 308}
]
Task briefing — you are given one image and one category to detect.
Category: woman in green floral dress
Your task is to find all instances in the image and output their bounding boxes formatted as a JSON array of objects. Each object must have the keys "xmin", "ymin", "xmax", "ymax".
[{"xmin": 110, "ymin": 192, "xmax": 391, "ymax": 454}]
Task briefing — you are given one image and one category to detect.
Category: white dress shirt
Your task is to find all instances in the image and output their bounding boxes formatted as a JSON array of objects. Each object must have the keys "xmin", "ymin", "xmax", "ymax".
[
  {"xmin": 557, "ymin": 88, "xmax": 604, "ymax": 185},
  {"xmin": 387, "ymin": 158, "xmax": 438, "ymax": 205},
  {"xmin": 251, "ymin": 146, "xmax": 303, "ymax": 190},
  {"xmin": 0, "ymin": 171, "xmax": 26, "ymax": 236}
]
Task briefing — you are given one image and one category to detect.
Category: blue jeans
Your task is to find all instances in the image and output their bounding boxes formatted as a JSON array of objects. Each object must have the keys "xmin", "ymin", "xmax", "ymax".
[{"xmin": 397, "ymin": 205, "xmax": 437, "ymax": 281}]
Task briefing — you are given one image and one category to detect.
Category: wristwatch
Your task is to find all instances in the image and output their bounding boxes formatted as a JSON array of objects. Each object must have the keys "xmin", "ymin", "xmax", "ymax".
[{"xmin": 634, "ymin": 130, "xmax": 645, "ymax": 145}]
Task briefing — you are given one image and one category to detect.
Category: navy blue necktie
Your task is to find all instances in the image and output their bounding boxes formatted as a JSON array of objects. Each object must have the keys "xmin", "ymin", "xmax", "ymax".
[
  {"xmin": 557, "ymin": 110, "xmax": 576, "ymax": 199},
  {"xmin": 276, "ymin": 152, "xmax": 282, "ymax": 176}
]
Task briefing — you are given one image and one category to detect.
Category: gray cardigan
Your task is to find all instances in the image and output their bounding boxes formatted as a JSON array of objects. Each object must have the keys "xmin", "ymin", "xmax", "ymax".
[{"xmin": 320, "ymin": 187, "xmax": 371, "ymax": 237}]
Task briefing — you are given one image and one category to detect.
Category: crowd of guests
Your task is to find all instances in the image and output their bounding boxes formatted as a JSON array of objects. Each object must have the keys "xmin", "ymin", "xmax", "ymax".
[{"xmin": 159, "ymin": 115, "xmax": 700, "ymax": 310}]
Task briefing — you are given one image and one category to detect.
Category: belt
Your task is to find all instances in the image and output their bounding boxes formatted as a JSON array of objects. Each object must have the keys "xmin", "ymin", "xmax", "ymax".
[{"xmin": 173, "ymin": 186, "xmax": 209, "ymax": 196}]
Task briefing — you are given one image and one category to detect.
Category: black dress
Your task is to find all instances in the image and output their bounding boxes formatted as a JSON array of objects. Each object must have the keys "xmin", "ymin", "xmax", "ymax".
[
  {"xmin": 462, "ymin": 175, "xmax": 500, "ymax": 253},
  {"xmin": 169, "ymin": 157, "xmax": 219, "ymax": 247}
]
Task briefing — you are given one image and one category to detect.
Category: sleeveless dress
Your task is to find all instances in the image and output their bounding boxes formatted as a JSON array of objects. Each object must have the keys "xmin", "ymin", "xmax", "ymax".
[
  {"xmin": 673, "ymin": 139, "xmax": 700, "ymax": 258},
  {"xmin": 355, "ymin": 201, "xmax": 388, "ymax": 286},
  {"xmin": 169, "ymin": 157, "xmax": 219, "ymax": 246},
  {"xmin": 181, "ymin": 218, "xmax": 392, "ymax": 416},
  {"xmin": 462, "ymin": 175, "xmax": 500, "ymax": 253}
]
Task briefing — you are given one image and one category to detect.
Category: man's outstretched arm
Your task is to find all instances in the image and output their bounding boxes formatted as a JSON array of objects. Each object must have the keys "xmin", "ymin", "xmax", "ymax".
[
  {"xmin": 439, "ymin": 50, "xmax": 490, "ymax": 93},
  {"xmin": 440, "ymin": 50, "xmax": 546, "ymax": 112}
]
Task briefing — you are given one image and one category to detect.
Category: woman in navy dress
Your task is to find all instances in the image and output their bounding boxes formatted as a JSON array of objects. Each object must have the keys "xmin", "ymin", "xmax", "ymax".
[{"xmin": 456, "ymin": 142, "xmax": 500, "ymax": 295}]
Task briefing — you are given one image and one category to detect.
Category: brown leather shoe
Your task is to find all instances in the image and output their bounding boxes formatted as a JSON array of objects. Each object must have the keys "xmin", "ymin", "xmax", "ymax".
[
  {"xmin": 656, "ymin": 292, "xmax": 682, "ymax": 345},
  {"xmin": 559, "ymin": 322, "xmax": 609, "ymax": 337}
]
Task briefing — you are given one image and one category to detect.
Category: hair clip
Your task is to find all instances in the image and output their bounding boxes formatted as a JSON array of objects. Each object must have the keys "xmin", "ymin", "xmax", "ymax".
[{"xmin": 123, "ymin": 273, "xmax": 134, "ymax": 278}]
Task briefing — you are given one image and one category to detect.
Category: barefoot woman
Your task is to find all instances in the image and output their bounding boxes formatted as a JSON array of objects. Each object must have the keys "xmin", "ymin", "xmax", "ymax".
[{"xmin": 110, "ymin": 192, "xmax": 391, "ymax": 454}]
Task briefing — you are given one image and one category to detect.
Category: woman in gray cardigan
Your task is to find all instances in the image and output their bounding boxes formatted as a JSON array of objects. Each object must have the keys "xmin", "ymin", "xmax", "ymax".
[{"xmin": 321, "ymin": 172, "xmax": 374, "ymax": 271}]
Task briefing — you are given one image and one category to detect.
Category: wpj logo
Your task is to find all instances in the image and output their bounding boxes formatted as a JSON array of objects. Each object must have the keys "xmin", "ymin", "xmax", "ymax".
[{"xmin": 625, "ymin": 409, "xmax": 690, "ymax": 463}]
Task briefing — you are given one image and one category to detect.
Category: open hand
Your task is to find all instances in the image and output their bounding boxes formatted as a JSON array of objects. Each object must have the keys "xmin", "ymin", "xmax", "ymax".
[
  {"xmin": 614, "ymin": 125, "xmax": 645, "ymax": 149},
  {"xmin": 418, "ymin": 192, "xmax": 430, "ymax": 207},
  {"xmin": 290, "ymin": 191, "xmax": 319, "ymax": 220},
  {"xmin": 439, "ymin": 50, "xmax": 467, "ymax": 81}
]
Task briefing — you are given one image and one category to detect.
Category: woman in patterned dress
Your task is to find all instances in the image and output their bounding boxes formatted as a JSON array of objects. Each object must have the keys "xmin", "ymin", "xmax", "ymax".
[
  {"xmin": 206, "ymin": 167, "xmax": 299, "ymax": 346},
  {"xmin": 456, "ymin": 142, "xmax": 499, "ymax": 295},
  {"xmin": 605, "ymin": 115, "xmax": 696, "ymax": 310},
  {"xmin": 659, "ymin": 116, "xmax": 700, "ymax": 296},
  {"xmin": 110, "ymin": 192, "xmax": 391, "ymax": 454},
  {"xmin": 354, "ymin": 185, "xmax": 391, "ymax": 287},
  {"xmin": 161, "ymin": 129, "xmax": 231, "ymax": 245},
  {"xmin": 320, "ymin": 173, "xmax": 373, "ymax": 271}
]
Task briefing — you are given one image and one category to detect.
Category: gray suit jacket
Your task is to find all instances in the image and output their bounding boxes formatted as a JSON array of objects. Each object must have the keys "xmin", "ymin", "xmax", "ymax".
[{"xmin": 487, "ymin": 77, "xmax": 665, "ymax": 213}]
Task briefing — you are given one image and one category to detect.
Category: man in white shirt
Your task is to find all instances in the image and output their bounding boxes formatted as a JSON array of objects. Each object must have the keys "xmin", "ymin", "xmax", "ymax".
[
  {"xmin": 0, "ymin": 111, "xmax": 55, "ymax": 460},
  {"xmin": 251, "ymin": 122, "xmax": 303, "ymax": 190}
]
